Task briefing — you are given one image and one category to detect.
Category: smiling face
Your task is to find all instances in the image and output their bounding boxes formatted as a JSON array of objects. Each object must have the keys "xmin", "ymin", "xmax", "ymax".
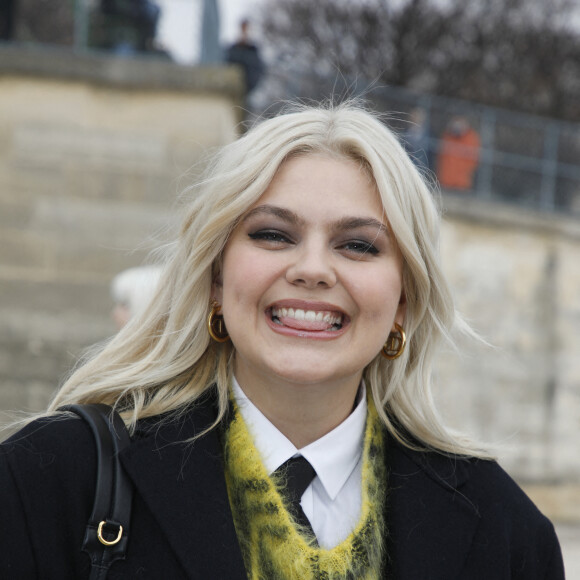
[{"xmin": 213, "ymin": 154, "xmax": 406, "ymax": 401}]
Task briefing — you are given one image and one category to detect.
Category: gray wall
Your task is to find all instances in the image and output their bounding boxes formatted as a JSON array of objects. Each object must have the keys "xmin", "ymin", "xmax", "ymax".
[{"xmin": 437, "ymin": 196, "xmax": 580, "ymax": 487}]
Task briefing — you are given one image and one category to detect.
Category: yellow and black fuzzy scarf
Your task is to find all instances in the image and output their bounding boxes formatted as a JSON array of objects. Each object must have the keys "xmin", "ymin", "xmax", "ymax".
[{"xmin": 221, "ymin": 395, "xmax": 387, "ymax": 580}]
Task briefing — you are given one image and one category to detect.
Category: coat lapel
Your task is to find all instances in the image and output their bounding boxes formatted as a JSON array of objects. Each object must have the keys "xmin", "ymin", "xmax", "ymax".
[
  {"xmin": 120, "ymin": 398, "xmax": 247, "ymax": 580},
  {"xmin": 385, "ymin": 440, "xmax": 481, "ymax": 579}
]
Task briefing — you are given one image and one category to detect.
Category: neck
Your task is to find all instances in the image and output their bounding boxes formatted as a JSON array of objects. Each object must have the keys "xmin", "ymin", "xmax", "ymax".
[{"xmin": 234, "ymin": 372, "xmax": 362, "ymax": 448}]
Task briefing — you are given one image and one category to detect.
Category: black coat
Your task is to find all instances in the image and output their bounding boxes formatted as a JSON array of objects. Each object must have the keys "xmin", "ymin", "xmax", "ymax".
[{"xmin": 0, "ymin": 398, "xmax": 565, "ymax": 579}]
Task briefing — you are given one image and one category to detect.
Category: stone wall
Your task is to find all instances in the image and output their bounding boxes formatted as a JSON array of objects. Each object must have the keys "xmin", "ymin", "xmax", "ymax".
[
  {"xmin": 436, "ymin": 195, "xmax": 580, "ymax": 483},
  {"xmin": 0, "ymin": 46, "xmax": 243, "ymax": 416}
]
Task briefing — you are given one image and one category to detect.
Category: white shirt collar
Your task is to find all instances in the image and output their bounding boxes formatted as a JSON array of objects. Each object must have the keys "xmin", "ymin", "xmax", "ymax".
[{"xmin": 232, "ymin": 378, "xmax": 367, "ymax": 501}]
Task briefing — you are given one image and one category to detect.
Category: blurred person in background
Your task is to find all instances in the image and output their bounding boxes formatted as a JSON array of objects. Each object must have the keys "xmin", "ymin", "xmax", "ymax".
[
  {"xmin": 99, "ymin": 0, "xmax": 161, "ymax": 53},
  {"xmin": 436, "ymin": 115, "xmax": 481, "ymax": 190},
  {"xmin": 0, "ymin": 103, "xmax": 564, "ymax": 579},
  {"xmin": 110, "ymin": 265, "xmax": 162, "ymax": 330},
  {"xmin": 0, "ymin": 0, "xmax": 16, "ymax": 41},
  {"xmin": 225, "ymin": 19, "xmax": 265, "ymax": 98},
  {"xmin": 402, "ymin": 107, "xmax": 431, "ymax": 172}
]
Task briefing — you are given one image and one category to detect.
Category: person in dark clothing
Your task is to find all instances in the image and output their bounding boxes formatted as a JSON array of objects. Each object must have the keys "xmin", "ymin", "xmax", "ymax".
[
  {"xmin": 403, "ymin": 107, "xmax": 431, "ymax": 171},
  {"xmin": 100, "ymin": 0, "xmax": 161, "ymax": 52},
  {"xmin": 225, "ymin": 19, "xmax": 265, "ymax": 95},
  {"xmin": 0, "ymin": 0, "xmax": 16, "ymax": 40}
]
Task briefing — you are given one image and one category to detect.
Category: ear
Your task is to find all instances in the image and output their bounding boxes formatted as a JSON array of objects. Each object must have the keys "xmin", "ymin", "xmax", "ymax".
[
  {"xmin": 211, "ymin": 269, "xmax": 223, "ymax": 305},
  {"xmin": 394, "ymin": 290, "xmax": 407, "ymax": 327}
]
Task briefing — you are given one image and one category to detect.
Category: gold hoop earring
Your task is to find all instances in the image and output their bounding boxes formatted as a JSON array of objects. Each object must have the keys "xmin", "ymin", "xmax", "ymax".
[
  {"xmin": 208, "ymin": 301, "xmax": 230, "ymax": 342},
  {"xmin": 382, "ymin": 323, "xmax": 406, "ymax": 360}
]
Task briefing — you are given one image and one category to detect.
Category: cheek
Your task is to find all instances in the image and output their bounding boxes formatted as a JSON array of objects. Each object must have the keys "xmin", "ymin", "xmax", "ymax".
[
  {"xmin": 360, "ymin": 274, "xmax": 404, "ymax": 321},
  {"xmin": 221, "ymin": 249, "xmax": 276, "ymax": 304}
]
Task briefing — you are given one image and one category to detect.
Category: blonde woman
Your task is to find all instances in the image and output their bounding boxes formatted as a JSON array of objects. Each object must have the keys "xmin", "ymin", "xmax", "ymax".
[{"xmin": 0, "ymin": 104, "xmax": 564, "ymax": 579}]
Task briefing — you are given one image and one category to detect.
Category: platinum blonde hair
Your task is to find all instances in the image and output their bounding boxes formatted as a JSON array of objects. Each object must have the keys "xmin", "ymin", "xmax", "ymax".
[{"xmin": 48, "ymin": 102, "xmax": 487, "ymax": 457}]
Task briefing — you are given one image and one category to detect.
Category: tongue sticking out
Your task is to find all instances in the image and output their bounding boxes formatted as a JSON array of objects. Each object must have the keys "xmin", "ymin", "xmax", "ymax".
[{"xmin": 276, "ymin": 314, "xmax": 335, "ymax": 332}]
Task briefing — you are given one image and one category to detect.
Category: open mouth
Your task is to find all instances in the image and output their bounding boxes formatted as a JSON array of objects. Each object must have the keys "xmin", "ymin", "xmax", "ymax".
[{"xmin": 270, "ymin": 306, "xmax": 344, "ymax": 332}]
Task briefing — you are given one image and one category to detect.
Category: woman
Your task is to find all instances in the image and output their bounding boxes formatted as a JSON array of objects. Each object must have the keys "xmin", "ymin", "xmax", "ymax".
[{"xmin": 0, "ymin": 104, "xmax": 564, "ymax": 579}]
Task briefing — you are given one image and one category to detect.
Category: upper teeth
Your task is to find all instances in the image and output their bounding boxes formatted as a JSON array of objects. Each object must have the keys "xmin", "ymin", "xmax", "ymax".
[{"xmin": 271, "ymin": 307, "xmax": 342, "ymax": 325}]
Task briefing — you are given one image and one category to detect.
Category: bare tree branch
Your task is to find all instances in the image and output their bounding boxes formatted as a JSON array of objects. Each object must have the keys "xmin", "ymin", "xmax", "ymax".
[{"xmin": 259, "ymin": 0, "xmax": 580, "ymax": 121}]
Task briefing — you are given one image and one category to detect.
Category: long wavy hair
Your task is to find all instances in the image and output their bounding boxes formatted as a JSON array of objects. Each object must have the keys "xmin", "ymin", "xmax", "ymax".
[{"xmin": 47, "ymin": 102, "xmax": 487, "ymax": 457}]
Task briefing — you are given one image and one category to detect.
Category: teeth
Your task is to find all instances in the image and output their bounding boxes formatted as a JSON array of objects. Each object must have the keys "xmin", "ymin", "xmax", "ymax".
[{"xmin": 271, "ymin": 307, "xmax": 343, "ymax": 326}]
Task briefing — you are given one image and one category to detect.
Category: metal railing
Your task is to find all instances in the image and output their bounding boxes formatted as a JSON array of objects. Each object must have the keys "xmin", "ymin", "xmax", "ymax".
[{"xmin": 251, "ymin": 69, "xmax": 580, "ymax": 216}]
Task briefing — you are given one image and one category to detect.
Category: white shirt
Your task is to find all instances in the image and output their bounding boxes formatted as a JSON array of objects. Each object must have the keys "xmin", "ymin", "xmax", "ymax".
[{"xmin": 232, "ymin": 378, "xmax": 367, "ymax": 549}]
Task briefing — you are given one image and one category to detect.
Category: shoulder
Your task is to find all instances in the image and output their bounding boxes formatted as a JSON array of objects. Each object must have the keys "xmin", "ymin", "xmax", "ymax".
[
  {"xmin": 390, "ymin": 444, "xmax": 563, "ymax": 580},
  {"xmin": 465, "ymin": 457, "xmax": 546, "ymax": 517},
  {"xmin": 471, "ymin": 459, "xmax": 554, "ymax": 535},
  {"xmin": 400, "ymin": 444, "xmax": 554, "ymax": 531},
  {"xmin": 446, "ymin": 455, "xmax": 553, "ymax": 536},
  {"xmin": 460, "ymin": 458, "xmax": 564, "ymax": 576},
  {"xmin": 1, "ymin": 412, "xmax": 95, "ymax": 463},
  {"xmin": 1, "ymin": 412, "xmax": 98, "ymax": 507}
]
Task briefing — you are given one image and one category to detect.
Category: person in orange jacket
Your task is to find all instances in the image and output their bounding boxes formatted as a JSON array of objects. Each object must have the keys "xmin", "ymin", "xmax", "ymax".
[{"xmin": 437, "ymin": 116, "xmax": 480, "ymax": 190}]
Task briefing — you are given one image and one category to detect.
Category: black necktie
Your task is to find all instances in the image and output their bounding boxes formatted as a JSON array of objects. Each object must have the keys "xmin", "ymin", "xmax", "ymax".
[{"xmin": 274, "ymin": 455, "xmax": 316, "ymax": 535}]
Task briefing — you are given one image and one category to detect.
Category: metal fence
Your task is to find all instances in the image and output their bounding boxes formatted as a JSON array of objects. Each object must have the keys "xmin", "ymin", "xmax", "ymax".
[{"xmin": 251, "ymin": 69, "xmax": 580, "ymax": 217}]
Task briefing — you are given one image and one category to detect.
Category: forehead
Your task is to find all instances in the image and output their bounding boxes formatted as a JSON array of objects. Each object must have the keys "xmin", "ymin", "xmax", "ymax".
[{"xmin": 251, "ymin": 154, "xmax": 383, "ymax": 217}]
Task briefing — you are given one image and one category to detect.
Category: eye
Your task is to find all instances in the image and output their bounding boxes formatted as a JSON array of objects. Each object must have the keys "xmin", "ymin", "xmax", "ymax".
[
  {"xmin": 248, "ymin": 230, "xmax": 294, "ymax": 245},
  {"xmin": 339, "ymin": 240, "xmax": 379, "ymax": 256}
]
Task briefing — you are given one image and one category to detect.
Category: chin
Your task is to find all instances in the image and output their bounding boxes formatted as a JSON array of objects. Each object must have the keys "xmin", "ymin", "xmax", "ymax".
[{"xmin": 270, "ymin": 362, "xmax": 356, "ymax": 388}]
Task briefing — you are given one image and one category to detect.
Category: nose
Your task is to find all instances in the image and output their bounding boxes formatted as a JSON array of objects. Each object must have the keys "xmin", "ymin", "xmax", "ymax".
[{"xmin": 286, "ymin": 243, "xmax": 337, "ymax": 289}]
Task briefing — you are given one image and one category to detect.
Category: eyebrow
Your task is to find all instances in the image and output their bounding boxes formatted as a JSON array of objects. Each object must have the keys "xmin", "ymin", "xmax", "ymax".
[
  {"xmin": 242, "ymin": 204, "xmax": 387, "ymax": 234},
  {"xmin": 242, "ymin": 204, "xmax": 304, "ymax": 226},
  {"xmin": 333, "ymin": 216, "xmax": 387, "ymax": 234}
]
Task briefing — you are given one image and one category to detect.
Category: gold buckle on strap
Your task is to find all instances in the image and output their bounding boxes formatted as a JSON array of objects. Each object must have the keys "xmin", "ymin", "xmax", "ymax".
[{"xmin": 97, "ymin": 520, "xmax": 123, "ymax": 546}]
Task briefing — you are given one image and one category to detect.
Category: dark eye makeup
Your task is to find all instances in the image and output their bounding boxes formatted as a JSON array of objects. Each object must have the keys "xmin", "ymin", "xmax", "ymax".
[
  {"xmin": 249, "ymin": 229, "xmax": 381, "ymax": 258},
  {"xmin": 248, "ymin": 230, "xmax": 294, "ymax": 244},
  {"xmin": 339, "ymin": 240, "xmax": 380, "ymax": 255}
]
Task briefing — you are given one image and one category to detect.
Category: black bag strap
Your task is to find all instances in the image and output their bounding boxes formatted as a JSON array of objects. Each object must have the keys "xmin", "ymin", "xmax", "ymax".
[{"xmin": 62, "ymin": 404, "xmax": 134, "ymax": 580}]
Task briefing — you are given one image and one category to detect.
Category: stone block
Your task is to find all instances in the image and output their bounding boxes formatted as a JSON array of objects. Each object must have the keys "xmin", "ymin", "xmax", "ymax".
[
  {"xmin": 0, "ymin": 229, "xmax": 56, "ymax": 269},
  {"xmin": 64, "ymin": 167, "xmax": 172, "ymax": 205},
  {"xmin": 0, "ymin": 197, "xmax": 35, "ymax": 229},
  {"xmin": 0, "ymin": 278, "xmax": 112, "ymax": 318},
  {"xmin": 13, "ymin": 123, "xmax": 168, "ymax": 173},
  {"xmin": 0, "ymin": 306, "xmax": 114, "ymax": 348},
  {"xmin": 3, "ymin": 162, "xmax": 62, "ymax": 200},
  {"xmin": 25, "ymin": 196, "xmax": 174, "ymax": 249}
]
